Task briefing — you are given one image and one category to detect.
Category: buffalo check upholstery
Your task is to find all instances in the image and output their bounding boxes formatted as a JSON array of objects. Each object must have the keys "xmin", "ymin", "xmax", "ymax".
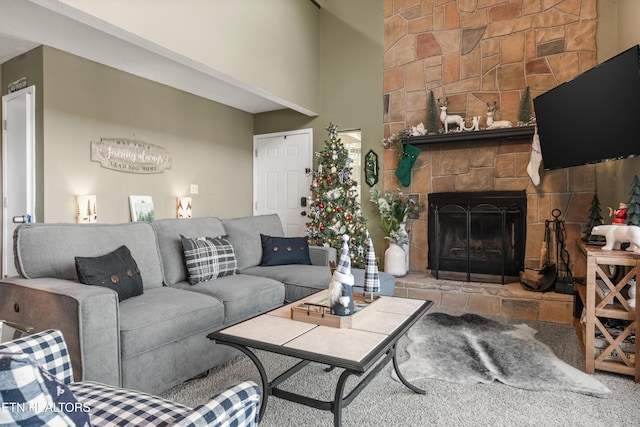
[{"xmin": 0, "ymin": 330, "xmax": 260, "ymax": 427}]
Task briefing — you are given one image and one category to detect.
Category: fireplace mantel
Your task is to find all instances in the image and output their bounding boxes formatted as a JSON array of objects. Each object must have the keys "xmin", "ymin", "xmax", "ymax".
[{"xmin": 407, "ymin": 125, "xmax": 535, "ymax": 146}]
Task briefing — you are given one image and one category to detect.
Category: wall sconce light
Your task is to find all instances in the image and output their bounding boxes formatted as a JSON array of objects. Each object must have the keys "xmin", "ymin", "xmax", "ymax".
[
  {"xmin": 177, "ymin": 197, "xmax": 192, "ymax": 218},
  {"xmin": 76, "ymin": 195, "xmax": 97, "ymax": 223}
]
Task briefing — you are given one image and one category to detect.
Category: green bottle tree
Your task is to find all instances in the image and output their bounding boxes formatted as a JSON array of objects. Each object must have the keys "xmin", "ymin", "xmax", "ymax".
[
  {"xmin": 582, "ymin": 194, "xmax": 604, "ymax": 242},
  {"xmin": 626, "ymin": 174, "xmax": 640, "ymax": 226},
  {"xmin": 306, "ymin": 123, "xmax": 368, "ymax": 268},
  {"xmin": 517, "ymin": 86, "xmax": 533, "ymax": 126},
  {"xmin": 426, "ymin": 90, "xmax": 440, "ymax": 134}
]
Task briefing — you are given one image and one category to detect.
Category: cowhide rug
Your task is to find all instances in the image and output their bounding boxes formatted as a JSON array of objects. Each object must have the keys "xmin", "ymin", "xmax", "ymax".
[{"xmin": 393, "ymin": 313, "xmax": 610, "ymax": 398}]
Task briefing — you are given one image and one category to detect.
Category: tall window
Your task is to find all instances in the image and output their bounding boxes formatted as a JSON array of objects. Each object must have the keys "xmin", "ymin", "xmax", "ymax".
[{"xmin": 338, "ymin": 130, "xmax": 362, "ymax": 204}]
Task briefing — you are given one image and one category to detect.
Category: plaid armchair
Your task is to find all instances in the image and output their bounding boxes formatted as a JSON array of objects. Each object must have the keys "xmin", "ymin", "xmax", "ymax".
[{"xmin": 0, "ymin": 329, "xmax": 260, "ymax": 426}]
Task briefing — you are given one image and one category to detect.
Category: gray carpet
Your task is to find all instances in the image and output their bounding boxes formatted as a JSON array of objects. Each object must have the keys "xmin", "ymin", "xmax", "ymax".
[{"xmin": 161, "ymin": 311, "xmax": 640, "ymax": 426}]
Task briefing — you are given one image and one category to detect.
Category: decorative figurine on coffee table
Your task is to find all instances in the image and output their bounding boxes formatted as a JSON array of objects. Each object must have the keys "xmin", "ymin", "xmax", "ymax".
[
  {"xmin": 328, "ymin": 235, "xmax": 355, "ymax": 316},
  {"xmin": 363, "ymin": 231, "xmax": 381, "ymax": 302}
]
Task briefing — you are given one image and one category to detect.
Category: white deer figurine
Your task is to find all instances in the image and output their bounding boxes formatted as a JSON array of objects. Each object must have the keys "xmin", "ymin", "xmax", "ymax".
[
  {"xmin": 438, "ymin": 98, "xmax": 465, "ymax": 133},
  {"xmin": 486, "ymin": 102, "xmax": 512, "ymax": 129}
]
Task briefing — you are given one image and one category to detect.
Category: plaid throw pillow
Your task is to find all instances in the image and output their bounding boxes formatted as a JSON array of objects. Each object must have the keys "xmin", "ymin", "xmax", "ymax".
[{"xmin": 181, "ymin": 235, "xmax": 238, "ymax": 285}]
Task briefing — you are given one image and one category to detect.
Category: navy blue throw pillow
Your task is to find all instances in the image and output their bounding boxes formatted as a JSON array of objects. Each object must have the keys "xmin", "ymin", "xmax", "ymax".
[
  {"xmin": 75, "ymin": 245, "xmax": 143, "ymax": 302},
  {"xmin": 260, "ymin": 234, "xmax": 312, "ymax": 266}
]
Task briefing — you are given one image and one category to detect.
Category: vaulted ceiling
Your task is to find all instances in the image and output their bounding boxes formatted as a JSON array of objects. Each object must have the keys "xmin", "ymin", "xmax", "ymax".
[{"xmin": 0, "ymin": 0, "xmax": 319, "ymax": 115}]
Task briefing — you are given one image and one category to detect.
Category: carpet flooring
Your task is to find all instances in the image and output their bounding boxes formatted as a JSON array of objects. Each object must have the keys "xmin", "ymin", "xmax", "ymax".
[{"xmin": 161, "ymin": 310, "xmax": 640, "ymax": 426}]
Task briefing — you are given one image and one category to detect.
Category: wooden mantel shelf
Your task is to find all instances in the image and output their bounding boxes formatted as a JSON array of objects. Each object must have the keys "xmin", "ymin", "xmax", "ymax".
[{"xmin": 407, "ymin": 125, "xmax": 536, "ymax": 146}]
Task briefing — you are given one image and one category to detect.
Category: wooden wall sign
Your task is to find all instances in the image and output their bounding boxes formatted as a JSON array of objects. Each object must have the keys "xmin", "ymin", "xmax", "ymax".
[{"xmin": 91, "ymin": 138, "xmax": 172, "ymax": 174}]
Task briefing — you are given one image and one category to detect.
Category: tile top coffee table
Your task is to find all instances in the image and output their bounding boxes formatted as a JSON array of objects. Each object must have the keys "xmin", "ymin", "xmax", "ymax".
[{"xmin": 208, "ymin": 292, "xmax": 432, "ymax": 426}]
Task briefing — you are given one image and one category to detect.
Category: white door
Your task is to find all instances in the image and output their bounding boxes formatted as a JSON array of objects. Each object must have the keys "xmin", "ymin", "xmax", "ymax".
[
  {"xmin": 2, "ymin": 86, "xmax": 36, "ymax": 277},
  {"xmin": 254, "ymin": 129, "xmax": 312, "ymax": 236}
]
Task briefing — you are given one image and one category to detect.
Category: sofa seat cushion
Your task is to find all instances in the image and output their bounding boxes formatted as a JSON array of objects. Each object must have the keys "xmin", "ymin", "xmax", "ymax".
[
  {"xmin": 171, "ymin": 274, "xmax": 284, "ymax": 325},
  {"xmin": 241, "ymin": 264, "xmax": 331, "ymax": 303},
  {"xmin": 118, "ymin": 287, "xmax": 224, "ymax": 359}
]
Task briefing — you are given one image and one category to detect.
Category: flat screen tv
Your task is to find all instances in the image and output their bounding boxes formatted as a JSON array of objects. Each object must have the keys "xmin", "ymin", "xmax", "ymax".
[{"xmin": 533, "ymin": 45, "xmax": 640, "ymax": 170}]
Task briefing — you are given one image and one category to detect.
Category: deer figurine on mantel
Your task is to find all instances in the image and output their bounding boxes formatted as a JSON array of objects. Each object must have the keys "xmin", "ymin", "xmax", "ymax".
[
  {"xmin": 486, "ymin": 102, "xmax": 513, "ymax": 129},
  {"xmin": 438, "ymin": 98, "xmax": 466, "ymax": 133}
]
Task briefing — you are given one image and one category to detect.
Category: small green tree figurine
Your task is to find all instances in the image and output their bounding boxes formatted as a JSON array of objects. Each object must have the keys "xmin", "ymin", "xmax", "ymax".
[
  {"xmin": 426, "ymin": 90, "xmax": 440, "ymax": 134},
  {"xmin": 582, "ymin": 194, "xmax": 605, "ymax": 242},
  {"xmin": 517, "ymin": 86, "xmax": 533, "ymax": 126},
  {"xmin": 626, "ymin": 174, "xmax": 640, "ymax": 226}
]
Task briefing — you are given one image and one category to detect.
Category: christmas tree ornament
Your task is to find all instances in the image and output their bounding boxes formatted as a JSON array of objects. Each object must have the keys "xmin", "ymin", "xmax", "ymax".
[{"xmin": 395, "ymin": 143, "xmax": 420, "ymax": 187}]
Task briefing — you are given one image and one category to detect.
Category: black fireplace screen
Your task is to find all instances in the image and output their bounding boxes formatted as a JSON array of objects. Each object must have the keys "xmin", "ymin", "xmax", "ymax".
[{"xmin": 428, "ymin": 191, "xmax": 526, "ymax": 283}]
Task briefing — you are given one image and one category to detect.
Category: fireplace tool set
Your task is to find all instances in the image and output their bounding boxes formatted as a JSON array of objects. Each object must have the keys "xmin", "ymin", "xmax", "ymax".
[{"xmin": 520, "ymin": 208, "xmax": 574, "ymax": 293}]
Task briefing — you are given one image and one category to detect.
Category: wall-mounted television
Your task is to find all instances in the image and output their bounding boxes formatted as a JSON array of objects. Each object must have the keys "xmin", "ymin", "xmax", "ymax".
[{"xmin": 533, "ymin": 45, "xmax": 640, "ymax": 170}]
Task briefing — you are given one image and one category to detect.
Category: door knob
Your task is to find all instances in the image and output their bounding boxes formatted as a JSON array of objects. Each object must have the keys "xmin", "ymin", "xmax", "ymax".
[{"xmin": 300, "ymin": 211, "xmax": 307, "ymax": 216}]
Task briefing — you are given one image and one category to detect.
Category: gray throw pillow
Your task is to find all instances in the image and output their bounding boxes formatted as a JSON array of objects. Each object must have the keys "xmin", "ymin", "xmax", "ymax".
[
  {"xmin": 181, "ymin": 235, "xmax": 239, "ymax": 284},
  {"xmin": 75, "ymin": 245, "xmax": 143, "ymax": 302}
]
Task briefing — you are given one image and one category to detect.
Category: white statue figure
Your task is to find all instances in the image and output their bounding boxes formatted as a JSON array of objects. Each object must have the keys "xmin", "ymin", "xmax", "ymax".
[
  {"xmin": 438, "ymin": 98, "xmax": 465, "ymax": 133},
  {"xmin": 591, "ymin": 224, "xmax": 640, "ymax": 252},
  {"xmin": 486, "ymin": 102, "xmax": 513, "ymax": 129},
  {"xmin": 410, "ymin": 122, "xmax": 426, "ymax": 136}
]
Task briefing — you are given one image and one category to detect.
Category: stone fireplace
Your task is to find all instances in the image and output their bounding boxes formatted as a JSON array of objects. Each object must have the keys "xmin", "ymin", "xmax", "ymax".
[
  {"xmin": 382, "ymin": 1, "xmax": 599, "ymax": 279},
  {"xmin": 428, "ymin": 190, "xmax": 526, "ymax": 283}
]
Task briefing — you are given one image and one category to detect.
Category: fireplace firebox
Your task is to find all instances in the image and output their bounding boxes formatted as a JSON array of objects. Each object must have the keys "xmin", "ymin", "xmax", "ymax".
[{"xmin": 428, "ymin": 191, "xmax": 526, "ymax": 284}]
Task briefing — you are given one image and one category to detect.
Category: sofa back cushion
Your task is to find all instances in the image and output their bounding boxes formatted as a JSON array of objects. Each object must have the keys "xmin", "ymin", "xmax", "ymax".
[
  {"xmin": 152, "ymin": 217, "xmax": 226, "ymax": 286},
  {"xmin": 222, "ymin": 214, "xmax": 285, "ymax": 271},
  {"xmin": 14, "ymin": 223, "xmax": 164, "ymax": 289}
]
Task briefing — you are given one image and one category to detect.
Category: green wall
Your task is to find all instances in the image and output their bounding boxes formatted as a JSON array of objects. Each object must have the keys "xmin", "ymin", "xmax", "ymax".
[
  {"xmin": 254, "ymin": 0, "xmax": 385, "ymax": 249},
  {"xmin": 3, "ymin": 47, "xmax": 255, "ymax": 223}
]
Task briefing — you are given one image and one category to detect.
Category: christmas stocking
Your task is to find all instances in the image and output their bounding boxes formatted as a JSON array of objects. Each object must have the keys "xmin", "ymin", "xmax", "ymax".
[
  {"xmin": 527, "ymin": 128, "xmax": 542, "ymax": 186},
  {"xmin": 395, "ymin": 144, "xmax": 420, "ymax": 187}
]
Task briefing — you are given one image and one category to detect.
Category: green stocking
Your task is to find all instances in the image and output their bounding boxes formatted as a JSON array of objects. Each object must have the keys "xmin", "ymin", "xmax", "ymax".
[{"xmin": 395, "ymin": 144, "xmax": 420, "ymax": 187}]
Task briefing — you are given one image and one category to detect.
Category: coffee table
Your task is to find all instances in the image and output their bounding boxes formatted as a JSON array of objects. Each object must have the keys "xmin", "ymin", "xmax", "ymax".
[{"xmin": 208, "ymin": 292, "xmax": 432, "ymax": 426}]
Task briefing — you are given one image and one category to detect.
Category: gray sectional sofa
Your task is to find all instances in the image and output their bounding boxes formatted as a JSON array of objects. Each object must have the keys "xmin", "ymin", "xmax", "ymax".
[{"xmin": 0, "ymin": 214, "xmax": 337, "ymax": 395}]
